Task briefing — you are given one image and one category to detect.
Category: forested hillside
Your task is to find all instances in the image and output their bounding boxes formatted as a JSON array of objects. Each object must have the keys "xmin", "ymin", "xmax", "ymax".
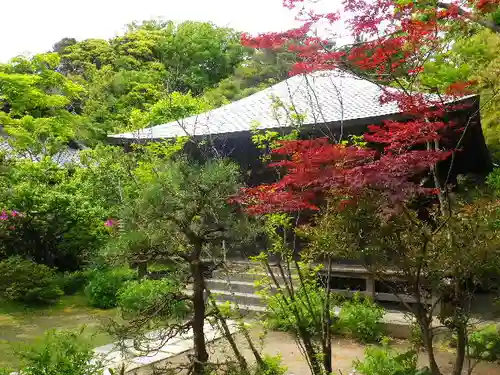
[{"xmin": 0, "ymin": 20, "xmax": 293, "ymax": 153}]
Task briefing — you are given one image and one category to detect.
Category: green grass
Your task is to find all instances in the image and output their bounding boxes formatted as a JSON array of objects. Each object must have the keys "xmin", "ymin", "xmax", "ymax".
[{"xmin": 0, "ymin": 294, "xmax": 118, "ymax": 369}]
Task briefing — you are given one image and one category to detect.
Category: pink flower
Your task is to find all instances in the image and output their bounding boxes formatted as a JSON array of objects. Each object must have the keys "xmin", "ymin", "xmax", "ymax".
[
  {"xmin": 0, "ymin": 210, "xmax": 8, "ymax": 221},
  {"xmin": 10, "ymin": 210, "xmax": 19, "ymax": 217},
  {"xmin": 104, "ymin": 219, "xmax": 118, "ymax": 228}
]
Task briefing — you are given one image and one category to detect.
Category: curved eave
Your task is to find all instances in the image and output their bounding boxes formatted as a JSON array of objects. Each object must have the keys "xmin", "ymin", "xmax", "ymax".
[{"xmin": 107, "ymin": 95, "xmax": 480, "ymax": 146}]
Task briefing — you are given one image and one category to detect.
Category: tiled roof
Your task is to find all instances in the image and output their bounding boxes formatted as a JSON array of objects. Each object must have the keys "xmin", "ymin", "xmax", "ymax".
[
  {"xmin": 108, "ymin": 70, "xmax": 403, "ymax": 141},
  {"xmin": 0, "ymin": 140, "xmax": 82, "ymax": 166}
]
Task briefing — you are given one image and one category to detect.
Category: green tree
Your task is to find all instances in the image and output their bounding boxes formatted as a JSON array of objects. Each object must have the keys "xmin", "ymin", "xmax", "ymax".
[
  {"xmin": 154, "ymin": 21, "xmax": 245, "ymax": 95},
  {"xmin": 122, "ymin": 91, "xmax": 213, "ymax": 133},
  {"xmin": 420, "ymin": 29, "xmax": 500, "ymax": 158},
  {"xmin": 75, "ymin": 144, "xmax": 137, "ymax": 216},
  {"xmin": 55, "ymin": 20, "xmax": 246, "ymax": 139},
  {"xmin": 81, "ymin": 66, "xmax": 165, "ymax": 137},
  {"xmin": 107, "ymin": 156, "xmax": 253, "ymax": 375},
  {"xmin": 204, "ymin": 49, "xmax": 295, "ymax": 106},
  {"xmin": 52, "ymin": 37, "xmax": 77, "ymax": 54},
  {"xmin": 0, "ymin": 53, "xmax": 86, "ymax": 155},
  {"xmin": 298, "ymin": 187, "xmax": 500, "ymax": 375},
  {"xmin": 59, "ymin": 38, "xmax": 116, "ymax": 76}
]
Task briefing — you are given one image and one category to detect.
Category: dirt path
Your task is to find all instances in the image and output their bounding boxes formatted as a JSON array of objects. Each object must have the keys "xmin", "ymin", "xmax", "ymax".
[{"xmin": 129, "ymin": 326, "xmax": 500, "ymax": 375}]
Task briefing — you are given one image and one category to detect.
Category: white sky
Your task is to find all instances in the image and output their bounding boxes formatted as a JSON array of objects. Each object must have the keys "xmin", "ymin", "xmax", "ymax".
[{"xmin": 0, "ymin": 0, "xmax": 305, "ymax": 62}]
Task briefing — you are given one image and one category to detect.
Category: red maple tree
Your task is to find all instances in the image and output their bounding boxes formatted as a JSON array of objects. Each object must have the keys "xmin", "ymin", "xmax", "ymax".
[
  {"xmin": 233, "ymin": 3, "xmax": 499, "ymax": 375},
  {"xmin": 234, "ymin": 0, "xmax": 498, "ymax": 216}
]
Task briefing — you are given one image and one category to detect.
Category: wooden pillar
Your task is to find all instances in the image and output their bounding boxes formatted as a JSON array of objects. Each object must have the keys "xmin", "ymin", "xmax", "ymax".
[{"xmin": 366, "ymin": 276, "xmax": 376, "ymax": 299}]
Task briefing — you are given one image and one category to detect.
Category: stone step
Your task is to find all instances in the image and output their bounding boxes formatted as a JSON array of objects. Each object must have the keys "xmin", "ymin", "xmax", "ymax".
[
  {"xmin": 184, "ymin": 288, "xmax": 267, "ymax": 308},
  {"xmin": 210, "ymin": 289, "xmax": 265, "ymax": 307},
  {"xmin": 207, "ymin": 279, "xmax": 259, "ymax": 294},
  {"xmin": 222, "ymin": 260, "xmax": 297, "ymax": 273},
  {"xmin": 212, "ymin": 268, "xmax": 431, "ymax": 308},
  {"xmin": 212, "ymin": 270, "xmax": 299, "ymax": 283},
  {"xmin": 215, "ymin": 301, "xmax": 266, "ymax": 317},
  {"xmin": 206, "ymin": 279, "xmax": 281, "ymax": 295}
]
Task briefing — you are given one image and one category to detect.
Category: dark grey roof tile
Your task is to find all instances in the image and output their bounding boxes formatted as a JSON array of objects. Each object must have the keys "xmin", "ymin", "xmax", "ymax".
[{"xmin": 0, "ymin": 139, "xmax": 81, "ymax": 166}]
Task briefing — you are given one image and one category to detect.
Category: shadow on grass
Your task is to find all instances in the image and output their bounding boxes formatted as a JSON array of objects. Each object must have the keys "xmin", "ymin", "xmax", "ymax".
[{"xmin": 0, "ymin": 294, "xmax": 119, "ymax": 368}]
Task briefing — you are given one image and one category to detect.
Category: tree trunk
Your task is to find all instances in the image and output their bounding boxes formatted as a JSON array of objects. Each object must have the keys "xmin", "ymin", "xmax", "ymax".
[
  {"xmin": 452, "ymin": 282, "xmax": 467, "ymax": 375},
  {"xmin": 240, "ymin": 321, "xmax": 265, "ymax": 368},
  {"xmin": 137, "ymin": 261, "xmax": 148, "ymax": 279},
  {"xmin": 191, "ymin": 259, "xmax": 209, "ymax": 375},
  {"xmin": 322, "ymin": 257, "xmax": 333, "ymax": 375},
  {"xmin": 297, "ymin": 325, "xmax": 324, "ymax": 375},
  {"xmin": 264, "ymin": 260, "xmax": 323, "ymax": 375},
  {"xmin": 422, "ymin": 322, "xmax": 442, "ymax": 375},
  {"xmin": 454, "ymin": 323, "xmax": 467, "ymax": 375},
  {"xmin": 209, "ymin": 296, "xmax": 250, "ymax": 374}
]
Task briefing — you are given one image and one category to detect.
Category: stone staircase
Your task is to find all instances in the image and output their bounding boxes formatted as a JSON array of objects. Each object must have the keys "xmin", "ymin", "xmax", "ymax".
[
  {"xmin": 203, "ymin": 261, "xmax": 434, "ymax": 339},
  {"xmin": 204, "ymin": 260, "xmax": 426, "ymax": 316},
  {"xmin": 205, "ymin": 263, "xmax": 282, "ymax": 315}
]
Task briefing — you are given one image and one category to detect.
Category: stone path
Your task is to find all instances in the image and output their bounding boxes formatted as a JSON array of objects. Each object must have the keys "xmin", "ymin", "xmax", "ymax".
[{"xmin": 93, "ymin": 320, "xmax": 238, "ymax": 374}]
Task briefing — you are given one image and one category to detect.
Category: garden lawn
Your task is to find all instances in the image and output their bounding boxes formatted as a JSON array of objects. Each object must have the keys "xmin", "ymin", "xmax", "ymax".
[{"xmin": 0, "ymin": 294, "xmax": 118, "ymax": 368}]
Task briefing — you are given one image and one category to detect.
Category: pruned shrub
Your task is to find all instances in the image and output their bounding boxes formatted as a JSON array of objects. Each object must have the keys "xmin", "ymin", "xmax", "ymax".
[
  {"xmin": 12, "ymin": 329, "xmax": 102, "ymax": 375},
  {"xmin": 265, "ymin": 286, "xmax": 384, "ymax": 343},
  {"xmin": 339, "ymin": 292, "xmax": 384, "ymax": 343},
  {"xmin": 256, "ymin": 355, "xmax": 288, "ymax": 375},
  {"xmin": 353, "ymin": 343, "xmax": 425, "ymax": 375},
  {"xmin": 409, "ymin": 320, "xmax": 424, "ymax": 350},
  {"xmin": 265, "ymin": 283, "xmax": 341, "ymax": 336},
  {"xmin": 210, "ymin": 354, "xmax": 287, "ymax": 375},
  {"xmin": 0, "ymin": 256, "xmax": 63, "ymax": 305},
  {"xmin": 117, "ymin": 278, "xmax": 189, "ymax": 319},
  {"xmin": 59, "ymin": 270, "xmax": 94, "ymax": 295},
  {"xmin": 467, "ymin": 325, "xmax": 500, "ymax": 361},
  {"xmin": 84, "ymin": 268, "xmax": 135, "ymax": 309}
]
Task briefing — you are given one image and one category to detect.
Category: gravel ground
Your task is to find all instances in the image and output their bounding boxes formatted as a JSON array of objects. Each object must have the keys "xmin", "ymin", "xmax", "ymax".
[{"xmin": 127, "ymin": 325, "xmax": 500, "ymax": 375}]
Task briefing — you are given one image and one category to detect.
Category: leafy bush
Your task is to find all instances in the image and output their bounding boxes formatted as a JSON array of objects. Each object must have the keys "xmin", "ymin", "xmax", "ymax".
[
  {"xmin": 353, "ymin": 344, "xmax": 423, "ymax": 375},
  {"xmin": 339, "ymin": 293, "xmax": 384, "ymax": 343},
  {"xmin": 206, "ymin": 355, "xmax": 287, "ymax": 375},
  {"xmin": 59, "ymin": 270, "xmax": 94, "ymax": 295},
  {"xmin": 467, "ymin": 325, "xmax": 500, "ymax": 361},
  {"xmin": 487, "ymin": 168, "xmax": 500, "ymax": 192},
  {"xmin": 265, "ymin": 283, "xmax": 341, "ymax": 336},
  {"xmin": 409, "ymin": 321, "xmax": 424, "ymax": 349},
  {"xmin": 12, "ymin": 329, "xmax": 103, "ymax": 375},
  {"xmin": 256, "ymin": 355, "xmax": 288, "ymax": 375},
  {"xmin": 0, "ymin": 257, "xmax": 63, "ymax": 305},
  {"xmin": 0, "ymin": 160, "xmax": 109, "ymax": 272},
  {"xmin": 263, "ymin": 279, "xmax": 384, "ymax": 343},
  {"xmin": 117, "ymin": 278, "xmax": 189, "ymax": 319},
  {"xmin": 85, "ymin": 268, "xmax": 135, "ymax": 309}
]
